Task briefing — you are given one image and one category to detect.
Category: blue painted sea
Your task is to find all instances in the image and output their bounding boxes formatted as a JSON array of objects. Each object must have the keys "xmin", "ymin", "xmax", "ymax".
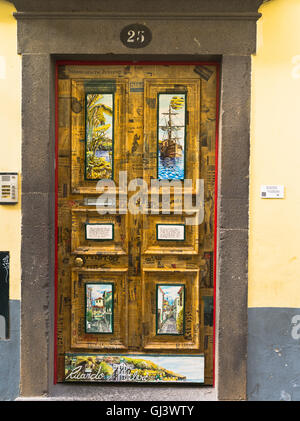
[{"xmin": 158, "ymin": 155, "xmax": 185, "ymax": 180}]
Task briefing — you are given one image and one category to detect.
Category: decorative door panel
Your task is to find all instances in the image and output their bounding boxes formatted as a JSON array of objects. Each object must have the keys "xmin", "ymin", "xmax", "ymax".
[
  {"xmin": 142, "ymin": 268, "xmax": 200, "ymax": 350},
  {"xmin": 71, "ymin": 78, "xmax": 128, "ymax": 194},
  {"xmin": 71, "ymin": 268, "xmax": 128, "ymax": 349},
  {"xmin": 142, "ymin": 213, "xmax": 199, "ymax": 255},
  {"xmin": 143, "ymin": 79, "xmax": 200, "ymax": 190},
  {"xmin": 71, "ymin": 209, "xmax": 128, "ymax": 255},
  {"xmin": 56, "ymin": 63, "xmax": 218, "ymax": 385}
]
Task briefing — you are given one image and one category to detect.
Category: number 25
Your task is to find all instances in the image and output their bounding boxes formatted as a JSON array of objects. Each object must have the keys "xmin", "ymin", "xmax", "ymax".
[{"xmin": 127, "ymin": 30, "xmax": 145, "ymax": 43}]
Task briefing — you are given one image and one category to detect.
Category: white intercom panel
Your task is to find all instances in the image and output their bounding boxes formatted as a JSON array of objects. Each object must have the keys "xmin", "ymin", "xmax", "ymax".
[{"xmin": 0, "ymin": 173, "xmax": 18, "ymax": 204}]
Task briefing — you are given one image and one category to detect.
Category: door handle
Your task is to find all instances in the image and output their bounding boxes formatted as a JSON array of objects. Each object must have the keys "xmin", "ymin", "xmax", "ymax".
[{"xmin": 74, "ymin": 257, "xmax": 84, "ymax": 267}]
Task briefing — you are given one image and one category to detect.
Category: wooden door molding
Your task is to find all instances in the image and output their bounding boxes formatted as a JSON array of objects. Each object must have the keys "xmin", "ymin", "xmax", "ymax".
[{"xmin": 56, "ymin": 63, "xmax": 217, "ymax": 385}]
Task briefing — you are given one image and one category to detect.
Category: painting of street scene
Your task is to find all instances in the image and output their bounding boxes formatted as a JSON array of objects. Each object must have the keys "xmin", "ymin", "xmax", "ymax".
[
  {"xmin": 65, "ymin": 354, "xmax": 204, "ymax": 383},
  {"xmin": 85, "ymin": 283, "xmax": 113, "ymax": 334},
  {"xmin": 158, "ymin": 94, "xmax": 186, "ymax": 180},
  {"xmin": 156, "ymin": 284, "xmax": 185, "ymax": 335},
  {"xmin": 85, "ymin": 93, "xmax": 114, "ymax": 180}
]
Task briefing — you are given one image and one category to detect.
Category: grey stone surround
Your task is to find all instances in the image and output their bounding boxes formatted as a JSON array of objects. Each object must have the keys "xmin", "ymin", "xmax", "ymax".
[{"xmin": 10, "ymin": 0, "xmax": 263, "ymax": 400}]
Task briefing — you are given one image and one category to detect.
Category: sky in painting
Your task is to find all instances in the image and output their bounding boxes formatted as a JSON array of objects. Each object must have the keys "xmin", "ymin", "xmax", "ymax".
[
  {"xmin": 158, "ymin": 285, "xmax": 183, "ymax": 305},
  {"xmin": 87, "ymin": 284, "xmax": 112, "ymax": 300},
  {"xmin": 139, "ymin": 355, "xmax": 204, "ymax": 382},
  {"xmin": 88, "ymin": 93, "xmax": 113, "ymax": 139},
  {"xmin": 158, "ymin": 94, "xmax": 185, "ymax": 148}
]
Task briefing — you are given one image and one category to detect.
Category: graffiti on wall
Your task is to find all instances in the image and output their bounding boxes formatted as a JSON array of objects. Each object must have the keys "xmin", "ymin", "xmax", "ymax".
[{"xmin": 0, "ymin": 252, "xmax": 9, "ymax": 339}]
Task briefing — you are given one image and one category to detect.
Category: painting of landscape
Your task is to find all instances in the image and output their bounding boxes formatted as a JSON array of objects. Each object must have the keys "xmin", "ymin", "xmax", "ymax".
[
  {"xmin": 156, "ymin": 284, "xmax": 185, "ymax": 335},
  {"xmin": 65, "ymin": 354, "xmax": 205, "ymax": 383},
  {"xmin": 158, "ymin": 94, "xmax": 186, "ymax": 180},
  {"xmin": 85, "ymin": 283, "xmax": 113, "ymax": 333},
  {"xmin": 85, "ymin": 93, "xmax": 114, "ymax": 180}
]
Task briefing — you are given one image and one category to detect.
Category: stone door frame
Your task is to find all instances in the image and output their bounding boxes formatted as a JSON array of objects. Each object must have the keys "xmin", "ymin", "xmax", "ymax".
[{"xmin": 11, "ymin": 0, "xmax": 263, "ymax": 400}]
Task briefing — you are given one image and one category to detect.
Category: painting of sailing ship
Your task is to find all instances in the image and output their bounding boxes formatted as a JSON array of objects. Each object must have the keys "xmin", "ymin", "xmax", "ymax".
[
  {"xmin": 156, "ymin": 284, "xmax": 185, "ymax": 335},
  {"xmin": 85, "ymin": 93, "xmax": 114, "ymax": 180},
  {"xmin": 85, "ymin": 283, "xmax": 113, "ymax": 333},
  {"xmin": 157, "ymin": 94, "xmax": 186, "ymax": 180}
]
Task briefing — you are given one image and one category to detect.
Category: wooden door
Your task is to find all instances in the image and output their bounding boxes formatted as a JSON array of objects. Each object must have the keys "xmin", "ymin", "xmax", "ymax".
[{"xmin": 56, "ymin": 63, "xmax": 218, "ymax": 384}]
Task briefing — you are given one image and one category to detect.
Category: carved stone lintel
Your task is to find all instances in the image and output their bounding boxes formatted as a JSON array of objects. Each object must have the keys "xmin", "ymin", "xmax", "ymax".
[
  {"xmin": 9, "ymin": 0, "xmax": 264, "ymax": 15},
  {"xmin": 11, "ymin": 0, "xmax": 264, "ymax": 56}
]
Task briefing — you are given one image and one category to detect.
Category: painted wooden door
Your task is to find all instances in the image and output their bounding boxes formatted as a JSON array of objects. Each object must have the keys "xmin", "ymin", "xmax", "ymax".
[{"xmin": 56, "ymin": 63, "xmax": 218, "ymax": 384}]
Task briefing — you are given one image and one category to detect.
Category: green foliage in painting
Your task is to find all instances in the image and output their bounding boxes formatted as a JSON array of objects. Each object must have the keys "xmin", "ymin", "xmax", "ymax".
[
  {"xmin": 176, "ymin": 308, "xmax": 184, "ymax": 334},
  {"xmin": 99, "ymin": 361, "xmax": 114, "ymax": 376},
  {"xmin": 105, "ymin": 292, "xmax": 112, "ymax": 312},
  {"xmin": 86, "ymin": 310, "xmax": 92, "ymax": 322},
  {"xmin": 85, "ymin": 93, "xmax": 113, "ymax": 180},
  {"xmin": 123, "ymin": 357, "xmax": 156, "ymax": 370}
]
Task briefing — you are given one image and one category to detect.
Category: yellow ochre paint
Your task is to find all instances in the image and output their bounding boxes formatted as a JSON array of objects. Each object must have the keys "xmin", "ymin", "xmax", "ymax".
[
  {"xmin": 0, "ymin": 0, "xmax": 21, "ymax": 300},
  {"xmin": 249, "ymin": 0, "xmax": 300, "ymax": 308}
]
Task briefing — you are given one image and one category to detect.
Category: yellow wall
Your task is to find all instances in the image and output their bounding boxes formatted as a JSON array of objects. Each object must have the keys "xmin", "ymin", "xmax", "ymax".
[
  {"xmin": 249, "ymin": 0, "xmax": 300, "ymax": 308},
  {"xmin": 1, "ymin": 0, "xmax": 300, "ymax": 307},
  {"xmin": 0, "ymin": 0, "xmax": 21, "ymax": 300}
]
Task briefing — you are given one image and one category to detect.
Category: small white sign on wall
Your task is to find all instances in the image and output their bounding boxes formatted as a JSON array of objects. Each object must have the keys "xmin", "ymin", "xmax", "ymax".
[
  {"xmin": 0, "ymin": 56, "xmax": 6, "ymax": 79},
  {"xmin": 260, "ymin": 185, "xmax": 285, "ymax": 199}
]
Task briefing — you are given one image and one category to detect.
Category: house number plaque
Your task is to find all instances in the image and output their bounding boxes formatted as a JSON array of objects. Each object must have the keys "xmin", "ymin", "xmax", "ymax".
[{"xmin": 120, "ymin": 24, "xmax": 152, "ymax": 48}]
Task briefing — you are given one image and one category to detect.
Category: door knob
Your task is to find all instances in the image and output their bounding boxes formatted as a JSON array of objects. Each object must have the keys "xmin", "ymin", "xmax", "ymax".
[{"xmin": 74, "ymin": 257, "xmax": 84, "ymax": 267}]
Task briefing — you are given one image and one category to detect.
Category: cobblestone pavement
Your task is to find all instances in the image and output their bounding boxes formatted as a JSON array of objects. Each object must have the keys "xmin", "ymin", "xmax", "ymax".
[{"xmin": 159, "ymin": 316, "xmax": 178, "ymax": 334}]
